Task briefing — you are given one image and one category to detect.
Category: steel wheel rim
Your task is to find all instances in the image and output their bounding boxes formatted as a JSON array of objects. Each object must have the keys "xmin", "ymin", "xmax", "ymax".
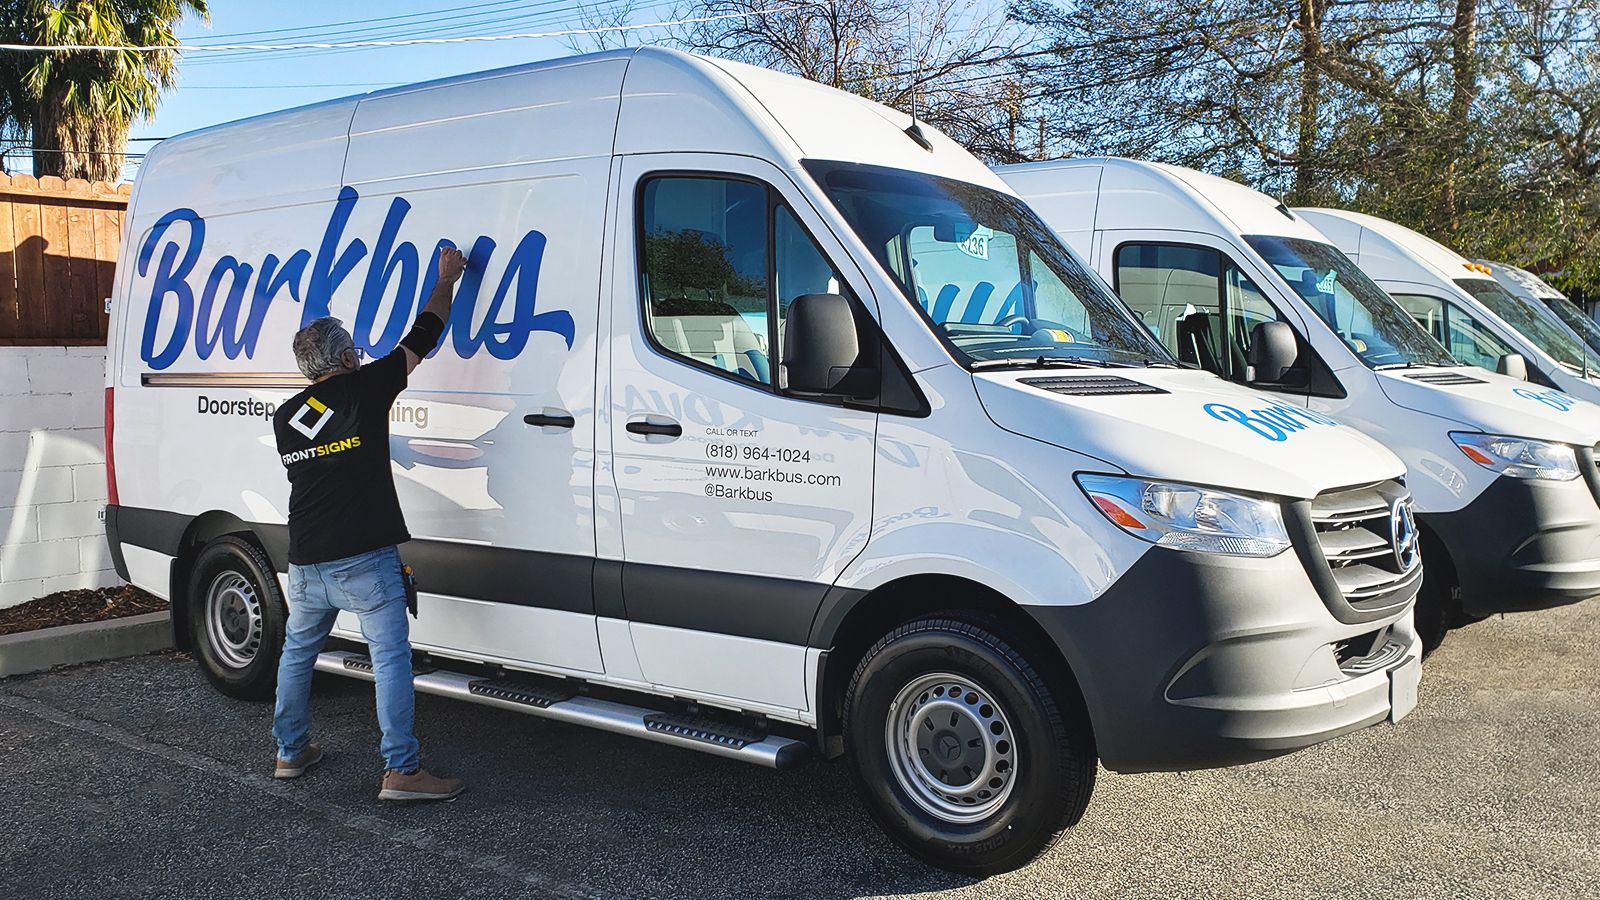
[
  {"xmin": 206, "ymin": 570, "xmax": 262, "ymax": 669},
  {"xmin": 885, "ymin": 672, "xmax": 1017, "ymax": 824}
]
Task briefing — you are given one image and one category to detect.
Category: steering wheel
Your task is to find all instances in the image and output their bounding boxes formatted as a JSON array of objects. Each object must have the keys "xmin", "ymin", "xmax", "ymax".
[{"xmin": 996, "ymin": 314, "xmax": 1033, "ymax": 331}]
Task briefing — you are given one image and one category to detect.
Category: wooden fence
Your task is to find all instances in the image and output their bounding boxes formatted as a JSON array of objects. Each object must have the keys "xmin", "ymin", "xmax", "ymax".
[{"xmin": 0, "ymin": 174, "xmax": 130, "ymax": 345}]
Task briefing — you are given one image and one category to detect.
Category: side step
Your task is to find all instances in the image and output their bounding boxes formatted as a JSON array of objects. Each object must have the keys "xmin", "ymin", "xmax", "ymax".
[{"xmin": 313, "ymin": 651, "xmax": 807, "ymax": 769}]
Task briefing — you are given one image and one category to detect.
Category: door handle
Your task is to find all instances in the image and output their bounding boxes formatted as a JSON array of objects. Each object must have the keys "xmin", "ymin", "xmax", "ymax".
[
  {"xmin": 523, "ymin": 412, "xmax": 575, "ymax": 429},
  {"xmin": 626, "ymin": 419, "xmax": 682, "ymax": 437}
]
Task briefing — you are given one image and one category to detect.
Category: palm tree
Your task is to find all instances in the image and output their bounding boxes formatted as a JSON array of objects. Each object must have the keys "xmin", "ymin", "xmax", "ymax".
[{"xmin": 3, "ymin": 1, "xmax": 206, "ymax": 182}]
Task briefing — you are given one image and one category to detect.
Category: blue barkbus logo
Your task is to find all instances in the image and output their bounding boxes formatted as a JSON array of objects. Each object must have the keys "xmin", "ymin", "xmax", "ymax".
[
  {"xmin": 135, "ymin": 186, "xmax": 575, "ymax": 370},
  {"xmin": 1205, "ymin": 400, "xmax": 1340, "ymax": 442},
  {"xmin": 1513, "ymin": 387, "xmax": 1577, "ymax": 412}
]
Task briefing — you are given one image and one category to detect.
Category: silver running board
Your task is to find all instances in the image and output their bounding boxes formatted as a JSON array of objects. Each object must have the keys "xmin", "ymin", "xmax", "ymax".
[{"xmin": 312, "ymin": 651, "xmax": 807, "ymax": 769}]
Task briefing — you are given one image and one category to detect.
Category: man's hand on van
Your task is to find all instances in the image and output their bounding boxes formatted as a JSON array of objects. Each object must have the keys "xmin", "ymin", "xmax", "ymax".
[
  {"xmin": 400, "ymin": 246, "xmax": 467, "ymax": 373},
  {"xmin": 436, "ymin": 246, "xmax": 466, "ymax": 286}
]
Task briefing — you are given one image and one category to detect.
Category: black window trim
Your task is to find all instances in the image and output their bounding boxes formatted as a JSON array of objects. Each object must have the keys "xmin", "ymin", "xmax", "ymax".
[
  {"xmin": 632, "ymin": 168, "xmax": 929, "ymax": 416},
  {"xmin": 1110, "ymin": 237, "xmax": 1347, "ymax": 399}
]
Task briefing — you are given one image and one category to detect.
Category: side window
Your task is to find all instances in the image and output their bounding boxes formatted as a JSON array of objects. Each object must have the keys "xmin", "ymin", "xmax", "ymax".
[
  {"xmin": 1114, "ymin": 243, "xmax": 1292, "ymax": 382},
  {"xmin": 1392, "ymin": 293, "xmax": 1509, "ymax": 369},
  {"xmin": 1114, "ymin": 244, "xmax": 1220, "ymax": 367},
  {"xmin": 1391, "ymin": 293, "xmax": 1447, "ymax": 345},
  {"xmin": 640, "ymin": 175, "xmax": 853, "ymax": 391},
  {"xmin": 640, "ymin": 177, "xmax": 771, "ymax": 384},
  {"xmin": 1445, "ymin": 303, "xmax": 1515, "ymax": 369}
]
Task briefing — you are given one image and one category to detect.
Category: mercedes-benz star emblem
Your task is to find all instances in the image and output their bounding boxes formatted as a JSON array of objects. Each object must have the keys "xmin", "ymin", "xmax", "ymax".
[{"xmin": 1391, "ymin": 500, "xmax": 1420, "ymax": 571}]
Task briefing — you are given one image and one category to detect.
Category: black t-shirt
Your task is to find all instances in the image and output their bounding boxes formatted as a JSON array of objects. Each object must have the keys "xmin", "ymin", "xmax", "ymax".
[{"xmin": 273, "ymin": 350, "xmax": 411, "ymax": 565}]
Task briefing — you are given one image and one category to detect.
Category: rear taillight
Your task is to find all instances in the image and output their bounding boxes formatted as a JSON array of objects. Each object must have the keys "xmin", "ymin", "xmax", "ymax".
[{"xmin": 105, "ymin": 387, "xmax": 118, "ymax": 506}]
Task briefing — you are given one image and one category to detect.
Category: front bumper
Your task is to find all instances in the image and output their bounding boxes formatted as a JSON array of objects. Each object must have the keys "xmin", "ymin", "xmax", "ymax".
[
  {"xmin": 1421, "ymin": 475, "xmax": 1600, "ymax": 616},
  {"xmin": 1024, "ymin": 544, "xmax": 1420, "ymax": 774}
]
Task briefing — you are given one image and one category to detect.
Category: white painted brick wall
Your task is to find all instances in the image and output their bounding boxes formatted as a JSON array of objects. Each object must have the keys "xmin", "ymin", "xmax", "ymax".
[{"xmin": 0, "ymin": 346, "xmax": 122, "ymax": 608}]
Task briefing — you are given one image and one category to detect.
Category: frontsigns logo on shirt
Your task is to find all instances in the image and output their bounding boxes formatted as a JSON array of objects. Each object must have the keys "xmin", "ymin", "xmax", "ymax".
[{"xmin": 289, "ymin": 397, "xmax": 333, "ymax": 440}]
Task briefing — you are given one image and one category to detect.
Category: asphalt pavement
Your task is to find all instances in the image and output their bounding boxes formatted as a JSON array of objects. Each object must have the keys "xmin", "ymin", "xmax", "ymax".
[{"xmin": 2, "ymin": 599, "xmax": 1598, "ymax": 899}]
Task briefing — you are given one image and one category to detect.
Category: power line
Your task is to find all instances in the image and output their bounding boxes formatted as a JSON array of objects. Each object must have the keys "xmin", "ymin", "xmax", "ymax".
[
  {"xmin": 179, "ymin": 1, "xmax": 615, "ymax": 68},
  {"xmin": 0, "ymin": 8, "xmax": 796, "ymax": 53},
  {"xmin": 184, "ymin": 0, "xmax": 547, "ymax": 43}
]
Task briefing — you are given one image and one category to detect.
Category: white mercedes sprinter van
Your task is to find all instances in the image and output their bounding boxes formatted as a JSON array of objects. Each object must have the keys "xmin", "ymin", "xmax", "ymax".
[
  {"xmin": 1297, "ymin": 209, "xmax": 1600, "ymax": 398},
  {"xmin": 1483, "ymin": 260, "xmax": 1600, "ymax": 358},
  {"xmin": 999, "ymin": 158, "xmax": 1600, "ymax": 651},
  {"xmin": 105, "ymin": 51, "xmax": 1421, "ymax": 874}
]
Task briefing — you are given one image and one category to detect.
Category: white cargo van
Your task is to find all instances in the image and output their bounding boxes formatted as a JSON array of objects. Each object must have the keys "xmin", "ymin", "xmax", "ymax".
[
  {"xmin": 1483, "ymin": 260, "xmax": 1600, "ymax": 359},
  {"xmin": 105, "ymin": 51, "xmax": 1421, "ymax": 874},
  {"xmin": 998, "ymin": 158, "xmax": 1600, "ymax": 651},
  {"xmin": 1296, "ymin": 209, "xmax": 1600, "ymax": 397}
]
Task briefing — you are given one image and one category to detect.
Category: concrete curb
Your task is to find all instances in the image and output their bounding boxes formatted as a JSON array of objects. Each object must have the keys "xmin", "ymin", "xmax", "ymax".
[{"xmin": 0, "ymin": 611, "xmax": 173, "ymax": 677}]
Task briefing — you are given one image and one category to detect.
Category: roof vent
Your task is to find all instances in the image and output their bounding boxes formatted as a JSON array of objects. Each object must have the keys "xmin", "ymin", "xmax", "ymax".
[
  {"xmin": 1404, "ymin": 371, "xmax": 1487, "ymax": 386},
  {"xmin": 1019, "ymin": 375, "xmax": 1168, "ymax": 396}
]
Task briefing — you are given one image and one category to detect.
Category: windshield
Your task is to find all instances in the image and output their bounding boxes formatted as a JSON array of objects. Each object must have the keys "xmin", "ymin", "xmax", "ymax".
[
  {"xmin": 1541, "ymin": 296, "xmax": 1600, "ymax": 358},
  {"xmin": 1455, "ymin": 278, "xmax": 1600, "ymax": 376},
  {"xmin": 804, "ymin": 161, "xmax": 1172, "ymax": 368},
  {"xmin": 1244, "ymin": 235, "xmax": 1455, "ymax": 368}
]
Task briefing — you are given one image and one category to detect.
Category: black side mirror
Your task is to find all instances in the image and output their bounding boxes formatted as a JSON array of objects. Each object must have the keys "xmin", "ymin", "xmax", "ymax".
[
  {"xmin": 1247, "ymin": 320, "xmax": 1300, "ymax": 384},
  {"xmin": 782, "ymin": 293, "xmax": 870, "ymax": 395},
  {"xmin": 1497, "ymin": 353, "xmax": 1528, "ymax": 380}
]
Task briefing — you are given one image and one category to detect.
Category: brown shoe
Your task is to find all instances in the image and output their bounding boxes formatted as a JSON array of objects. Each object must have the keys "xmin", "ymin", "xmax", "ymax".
[
  {"xmin": 378, "ymin": 767, "xmax": 465, "ymax": 802},
  {"xmin": 275, "ymin": 743, "xmax": 324, "ymax": 779}
]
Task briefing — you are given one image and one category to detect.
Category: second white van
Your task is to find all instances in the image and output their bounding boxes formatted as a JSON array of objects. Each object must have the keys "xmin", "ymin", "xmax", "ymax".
[{"xmin": 999, "ymin": 158, "xmax": 1600, "ymax": 651}]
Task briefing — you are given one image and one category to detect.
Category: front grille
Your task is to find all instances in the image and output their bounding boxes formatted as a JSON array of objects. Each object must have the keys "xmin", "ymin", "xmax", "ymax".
[
  {"xmin": 1309, "ymin": 481, "xmax": 1421, "ymax": 607},
  {"xmin": 1404, "ymin": 371, "xmax": 1486, "ymax": 385},
  {"xmin": 1019, "ymin": 375, "xmax": 1168, "ymax": 396}
]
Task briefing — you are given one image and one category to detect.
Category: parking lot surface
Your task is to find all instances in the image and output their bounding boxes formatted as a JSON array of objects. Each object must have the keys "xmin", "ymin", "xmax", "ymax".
[{"xmin": 3, "ymin": 599, "xmax": 1599, "ymax": 900}]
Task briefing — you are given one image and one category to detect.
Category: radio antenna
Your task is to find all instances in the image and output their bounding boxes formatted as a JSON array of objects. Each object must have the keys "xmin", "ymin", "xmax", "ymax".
[{"xmin": 904, "ymin": 10, "xmax": 932, "ymax": 151}]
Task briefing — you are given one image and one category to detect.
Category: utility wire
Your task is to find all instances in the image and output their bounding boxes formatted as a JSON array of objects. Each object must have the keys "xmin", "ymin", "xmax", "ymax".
[{"xmin": 0, "ymin": 8, "xmax": 796, "ymax": 53}]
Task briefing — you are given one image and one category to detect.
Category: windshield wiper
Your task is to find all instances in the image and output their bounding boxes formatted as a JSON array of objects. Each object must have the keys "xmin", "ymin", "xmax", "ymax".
[
  {"xmin": 971, "ymin": 355, "xmax": 1118, "ymax": 371},
  {"xmin": 1374, "ymin": 361, "xmax": 1423, "ymax": 370}
]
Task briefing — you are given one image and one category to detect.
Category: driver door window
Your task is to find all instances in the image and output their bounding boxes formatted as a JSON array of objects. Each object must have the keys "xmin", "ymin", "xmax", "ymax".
[
  {"xmin": 640, "ymin": 176, "xmax": 854, "ymax": 389},
  {"xmin": 1393, "ymin": 292, "xmax": 1511, "ymax": 370},
  {"xmin": 1114, "ymin": 242, "xmax": 1289, "ymax": 381}
]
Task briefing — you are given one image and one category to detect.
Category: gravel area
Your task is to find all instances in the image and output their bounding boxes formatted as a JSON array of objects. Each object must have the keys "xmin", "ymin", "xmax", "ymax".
[{"xmin": 1, "ymin": 599, "xmax": 1596, "ymax": 899}]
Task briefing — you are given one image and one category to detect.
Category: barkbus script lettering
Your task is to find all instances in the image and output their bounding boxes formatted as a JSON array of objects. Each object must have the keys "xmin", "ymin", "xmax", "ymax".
[
  {"xmin": 135, "ymin": 186, "xmax": 576, "ymax": 370},
  {"xmin": 1204, "ymin": 401, "xmax": 1339, "ymax": 442}
]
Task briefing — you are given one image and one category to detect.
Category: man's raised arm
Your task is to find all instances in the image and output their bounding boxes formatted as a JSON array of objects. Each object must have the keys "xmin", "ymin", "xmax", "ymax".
[{"xmin": 399, "ymin": 246, "xmax": 467, "ymax": 374}]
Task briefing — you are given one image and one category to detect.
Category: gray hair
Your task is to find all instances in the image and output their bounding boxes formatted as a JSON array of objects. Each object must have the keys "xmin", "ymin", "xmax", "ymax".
[{"xmin": 291, "ymin": 317, "xmax": 355, "ymax": 380}]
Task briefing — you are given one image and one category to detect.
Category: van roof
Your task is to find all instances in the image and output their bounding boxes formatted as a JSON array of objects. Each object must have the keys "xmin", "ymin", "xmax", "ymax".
[
  {"xmin": 135, "ymin": 47, "xmax": 1004, "ymax": 218},
  {"xmin": 995, "ymin": 157, "xmax": 1333, "ymax": 243},
  {"xmin": 1294, "ymin": 207, "xmax": 1493, "ymax": 289}
]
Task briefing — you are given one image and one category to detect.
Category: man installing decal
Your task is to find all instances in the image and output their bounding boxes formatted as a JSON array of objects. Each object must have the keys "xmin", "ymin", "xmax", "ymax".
[{"xmin": 270, "ymin": 246, "xmax": 467, "ymax": 801}]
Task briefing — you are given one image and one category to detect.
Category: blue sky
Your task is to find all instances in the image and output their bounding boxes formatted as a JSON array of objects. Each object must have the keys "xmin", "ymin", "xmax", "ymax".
[{"xmin": 145, "ymin": 1, "xmax": 674, "ymax": 141}]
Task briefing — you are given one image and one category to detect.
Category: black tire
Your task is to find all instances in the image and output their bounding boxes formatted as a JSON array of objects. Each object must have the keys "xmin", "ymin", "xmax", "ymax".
[
  {"xmin": 187, "ymin": 535, "xmax": 287, "ymax": 700},
  {"xmin": 842, "ymin": 615, "xmax": 1095, "ymax": 876},
  {"xmin": 1414, "ymin": 569, "xmax": 1449, "ymax": 657},
  {"xmin": 1415, "ymin": 532, "xmax": 1455, "ymax": 657}
]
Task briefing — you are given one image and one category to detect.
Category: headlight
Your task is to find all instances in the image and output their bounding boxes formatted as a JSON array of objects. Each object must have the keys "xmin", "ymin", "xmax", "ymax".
[
  {"xmin": 1076, "ymin": 474, "xmax": 1290, "ymax": 557},
  {"xmin": 1449, "ymin": 432, "xmax": 1580, "ymax": 481}
]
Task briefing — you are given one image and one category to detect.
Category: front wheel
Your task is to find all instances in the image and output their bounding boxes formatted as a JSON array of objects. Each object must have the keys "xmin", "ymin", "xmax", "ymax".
[
  {"xmin": 843, "ymin": 615, "xmax": 1095, "ymax": 875},
  {"xmin": 188, "ymin": 535, "xmax": 287, "ymax": 700}
]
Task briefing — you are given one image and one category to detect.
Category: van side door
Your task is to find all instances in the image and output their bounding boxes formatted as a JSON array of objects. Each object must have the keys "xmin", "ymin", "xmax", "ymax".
[{"xmin": 605, "ymin": 154, "xmax": 878, "ymax": 715}]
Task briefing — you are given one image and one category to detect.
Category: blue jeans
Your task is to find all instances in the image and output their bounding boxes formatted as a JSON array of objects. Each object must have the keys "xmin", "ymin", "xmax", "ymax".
[{"xmin": 272, "ymin": 545, "xmax": 420, "ymax": 774}]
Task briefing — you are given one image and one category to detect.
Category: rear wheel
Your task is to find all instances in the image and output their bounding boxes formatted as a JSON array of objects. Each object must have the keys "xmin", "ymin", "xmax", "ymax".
[
  {"xmin": 188, "ymin": 535, "xmax": 286, "ymax": 700},
  {"xmin": 843, "ymin": 615, "xmax": 1095, "ymax": 875}
]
